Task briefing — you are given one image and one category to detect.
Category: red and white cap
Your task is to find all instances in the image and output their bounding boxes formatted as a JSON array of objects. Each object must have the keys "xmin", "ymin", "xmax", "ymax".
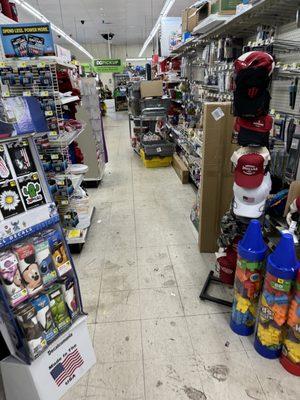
[
  {"xmin": 235, "ymin": 115, "xmax": 273, "ymax": 134},
  {"xmin": 231, "ymin": 147, "xmax": 270, "ymax": 189},
  {"xmin": 234, "ymin": 51, "xmax": 275, "ymax": 76},
  {"xmin": 233, "ymin": 173, "xmax": 272, "ymax": 218}
]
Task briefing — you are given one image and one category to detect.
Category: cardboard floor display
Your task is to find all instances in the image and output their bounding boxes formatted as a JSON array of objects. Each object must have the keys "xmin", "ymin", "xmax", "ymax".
[{"xmin": 0, "ymin": 134, "xmax": 96, "ymax": 399}]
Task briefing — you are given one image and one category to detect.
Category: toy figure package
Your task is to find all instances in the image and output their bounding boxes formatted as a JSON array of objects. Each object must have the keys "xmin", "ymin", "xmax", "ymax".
[
  {"xmin": 61, "ymin": 277, "xmax": 79, "ymax": 319},
  {"xmin": 33, "ymin": 236, "xmax": 57, "ymax": 285},
  {"xmin": 0, "ymin": 251, "xmax": 28, "ymax": 306},
  {"xmin": 13, "ymin": 243, "xmax": 43, "ymax": 296},
  {"xmin": 31, "ymin": 294, "xmax": 59, "ymax": 343},
  {"xmin": 47, "ymin": 285, "xmax": 71, "ymax": 331},
  {"xmin": 15, "ymin": 302, "xmax": 47, "ymax": 358},
  {"xmin": 51, "ymin": 242, "xmax": 72, "ymax": 277}
]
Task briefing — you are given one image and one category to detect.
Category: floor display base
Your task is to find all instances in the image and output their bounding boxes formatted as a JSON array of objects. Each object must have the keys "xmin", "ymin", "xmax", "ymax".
[
  {"xmin": 199, "ymin": 270, "xmax": 233, "ymax": 308},
  {"xmin": 1, "ymin": 316, "xmax": 96, "ymax": 400}
]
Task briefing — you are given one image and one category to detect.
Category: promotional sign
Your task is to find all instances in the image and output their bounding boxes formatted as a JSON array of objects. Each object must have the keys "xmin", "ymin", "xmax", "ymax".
[
  {"xmin": 0, "ymin": 317, "xmax": 96, "ymax": 400},
  {"xmin": 93, "ymin": 59, "xmax": 123, "ymax": 73},
  {"xmin": 0, "ymin": 23, "xmax": 55, "ymax": 58},
  {"xmin": 81, "ymin": 63, "xmax": 93, "ymax": 73},
  {"xmin": 55, "ymin": 44, "xmax": 71, "ymax": 64}
]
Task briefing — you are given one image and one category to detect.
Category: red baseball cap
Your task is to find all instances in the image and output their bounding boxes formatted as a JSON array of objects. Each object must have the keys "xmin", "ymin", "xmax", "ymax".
[
  {"xmin": 231, "ymin": 147, "xmax": 270, "ymax": 189},
  {"xmin": 234, "ymin": 51, "xmax": 275, "ymax": 76},
  {"xmin": 236, "ymin": 115, "xmax": 273, "ymax": 133}
]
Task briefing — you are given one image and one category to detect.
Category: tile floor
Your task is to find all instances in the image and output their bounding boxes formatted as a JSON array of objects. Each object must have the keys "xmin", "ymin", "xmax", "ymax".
[{"xmin": 1, "ymin": 106, "xmax": 299, "ymax": 400}]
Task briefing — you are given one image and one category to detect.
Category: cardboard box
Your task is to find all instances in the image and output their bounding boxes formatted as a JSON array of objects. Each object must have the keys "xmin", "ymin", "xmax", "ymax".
[
  {"xmin": 172, "ymin": 154, "xmax": 189, "ymax": 184},
  {"xmin": 284, "ymin": 181, "xmax": 300, "ymax": 217},
  {"xmin": 140, "ymin": 80, "xmax": 163, "ymax": 98},
  {"xmin": 182, "ymin": 2, "xmax": 209, "ymax": 33},
  {"xmin": 210, "ymin": 0, "xmax": 241, "ymax": 15},
  {"xmin": 198, "ymin": 102, "xmax": 237, "ymax": 253}
]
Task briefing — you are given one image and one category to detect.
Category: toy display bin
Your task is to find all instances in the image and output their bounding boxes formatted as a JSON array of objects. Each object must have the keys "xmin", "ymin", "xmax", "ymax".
[
  {"xmin": 230, "ymin": 220, "xmax": 268, "ymax": 336},
  {"xmin": 142, "ymin": 141, "xmax": 175, "ymax": 157},
  {"xmin": 254, "ymin": 233, "xmax": 298, "ymax": 359},
  {"xmin": 140, "ymin": 149, "xmax": 172, "ymax": 168}
]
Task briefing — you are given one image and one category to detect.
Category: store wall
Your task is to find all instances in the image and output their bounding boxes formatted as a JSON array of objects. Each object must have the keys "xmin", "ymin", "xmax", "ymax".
[{"xmin": 84, "ymin": 43, "xmax": 153, "ymax": 60}]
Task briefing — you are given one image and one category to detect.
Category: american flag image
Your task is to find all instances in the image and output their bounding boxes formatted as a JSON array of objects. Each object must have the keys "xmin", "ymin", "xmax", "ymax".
[{"xmin": 50, "ymin": 349, "xmax": 84, "ymax": 387}]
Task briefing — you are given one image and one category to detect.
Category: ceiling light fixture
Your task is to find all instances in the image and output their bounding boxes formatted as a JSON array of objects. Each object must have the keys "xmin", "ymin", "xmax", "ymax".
[
  {"xmin": 139, "ymin": 0, "xmax": 175, "ymax": 57},
  {"xmin": 126, "ymin": 58, "xmax": 151, "ymax": 62},
  {"xmin": 13, "ymin": 0, "xmax": 94, "ymax": 60}
]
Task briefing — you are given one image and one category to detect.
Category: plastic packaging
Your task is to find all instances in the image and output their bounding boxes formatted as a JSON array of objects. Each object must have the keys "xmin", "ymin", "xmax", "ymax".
[
  {"xmin": 280, "ymin": 268, "xmax": 300, "ymax": 375},
  {"xmin": 230, "ymin": 220, "xmax": 268, "ymax": 336},
  {"xmin": 254, "ymin": 233, "xmax": 298, "ymax": 359}
]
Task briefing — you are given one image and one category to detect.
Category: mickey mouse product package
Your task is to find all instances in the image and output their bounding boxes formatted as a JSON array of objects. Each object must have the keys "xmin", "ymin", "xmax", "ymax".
[
  {"xmin": 47, "ymin": 285, "xmax": 71, "ymax": 332},
  {"xmin": 31, "ymin": 294, "xmax": 59, "ymax": 343},
  {"xmin": 13, "ymin": 243, "xmax": 43, "ymax": 296},
  {"xmin": 60, "ymin": 277, "xmax": 79, "ymax": 319},
  {"xmin": 33, "ymin": 236, "xmax": 57, "ymax": 285},
  {"xmin": 0, "ymin": 251, "xmax": 28, "ymax": 306},
  {"xmin": 15, "ymin": 302, "xmax": 47, "ymax": 359}
]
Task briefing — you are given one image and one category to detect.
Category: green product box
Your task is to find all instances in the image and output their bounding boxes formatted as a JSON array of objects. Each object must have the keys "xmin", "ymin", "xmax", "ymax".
[{"xmin": 47, "ymin": 285, "xmax": 71, "ymax": 332}]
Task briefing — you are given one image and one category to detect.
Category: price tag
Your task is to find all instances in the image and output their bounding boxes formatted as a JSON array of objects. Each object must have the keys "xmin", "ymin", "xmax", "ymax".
[
  {"xmin": 40, "ymin": 90, "xmax": 49, "ymax": 97},
  {"xmin": 156, "ymin": 147, "xmax": 162, "ymax": 153},
  {"xmin": 49, "ymin": 131, "xmax": 58, "ymax": 137},
  {"xmin": 2, "ymin": 91, "xmax": 10, "ymax": 97},
  {"xmin": 37, "ymin": 62, "xmax": 46, "ymax": 68},
  {"xmin": 39, "ymin": 155, "xmax": 44, "ymax": 160},
  {"xmin": 45, "ymin": 110, "xmax": 53, "ymax": 116},
  {"xmin": 18, "ymin": 61, "xmax": 27, "ymax": 68},
  {"xmin": 0, "ymin": 62, "xmax": 6, "ymax": 68},
  {"xmin": 270, "ymin": 109, "xmax": 276, "ymax": 115},
  {"xmin": 61, "ymin": 200, "xmax": 69, "ymax": 206},
  {"xmin": 51, "ymin": 154, "xmax": 59, "ymax": 160},
  {"xmin": 57, "ymin": 180, "xmax": 65, "ymax": 186},
  {"xmin": 23, "ymin": 91, "xmax": 31, "ymax": 97}
]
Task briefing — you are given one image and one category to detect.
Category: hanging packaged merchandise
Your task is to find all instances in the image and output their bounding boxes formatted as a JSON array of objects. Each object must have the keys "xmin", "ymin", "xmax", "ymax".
[
  {"xmin": 47, "ymin": 284, "xmax": 71, "ymax": 331},
  {"xmin": 15, "ymin": 302, "xmax": 47, "ymax": 359},
  {"xmin": 60, "ymin": 277, "xmax": 79, "ymax": 319},
  {"xmin": 42, "ymin": 229, "xmax": 72, "ymax": 276},
  {"xmin": 232, "ymin": 172, "xmax": 272, "ymax": 219},
  {"xmin": 0, "ymin": 145, "xmax": 12, "ymax": 183},
  {"xmin": 0, "ymin": 180, "xmax": 25, "ymax": 219},
  {"xmin": 33, "ymin": 236, "xmax": 57, "ymax": 285},
  {"xmin": 13, "ymin": 243, "xmax": 43, "ymax": 296},
  {"xmin": 280, "ymin": 268, "xmax": 300, "ymax": 375},
  {"xmin": 0, "ymin": 251, "xmax": 28, "ymax": 306},
  {"xmin": 19, "ymin": 172, "xmax": 46, "ymax": 209},
  {"xmin": 254, "ymin": 233, "xmax": 298, "ymax": 359},
  {"xmin": 233, "ymin": 51, "xmax": 274, "ymax": 118},
  {"xmin": 18, "ymin": 67, "xmax": 34, "ymax": 86},
  {"xmin": 231, "ymin": 147, "xmax": 270, "ymax": 189},
  {"xmin": 31, "ymin": 294, "xmax": 59, "ymax": 343},
  {"xmin": 7, "ymin": 139, "xmax": 35, "ymax": 177},
  {"xmin": 235, "ymin": 115, "xmax": 273, "ymax": 147},
  {"xmin": 37, "ymin": 66, "xmax": 52, "ymax": 87},
  {"xmin": 231, "ymin": 220, "xmax": 268, "ymax": 336},
  {"xmin": 0, "ymin": 66, "xmax": 16, "ymax": 85}
]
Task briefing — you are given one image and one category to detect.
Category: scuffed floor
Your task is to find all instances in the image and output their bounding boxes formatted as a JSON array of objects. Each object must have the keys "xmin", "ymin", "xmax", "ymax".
[{"xmin": 1, "ymin": 104, "xmax": 299, "ymax": 400}]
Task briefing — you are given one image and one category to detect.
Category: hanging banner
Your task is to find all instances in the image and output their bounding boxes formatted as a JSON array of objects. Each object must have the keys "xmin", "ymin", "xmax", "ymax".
[
  {"xmin": 0, "ymin": 23, "xmax": 55, "ymax": 58},
  {"xmin": 93, "ymin": 59, "xmax": 123, "ymax": 73},
  {"xmin": 81, "ymin": 63, "xmax": 93, "ymax": 73}
]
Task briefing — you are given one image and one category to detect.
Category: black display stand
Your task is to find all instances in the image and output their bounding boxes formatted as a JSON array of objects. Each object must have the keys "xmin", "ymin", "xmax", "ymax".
[{"xmin": 199, "ymin": 270, "xmax": 233, "ymax": 308}]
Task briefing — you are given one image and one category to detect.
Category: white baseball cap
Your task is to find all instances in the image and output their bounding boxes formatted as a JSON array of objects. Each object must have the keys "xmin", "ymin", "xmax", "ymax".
[{"xmin": 233, "ymin": 172, "xmax": 272, "ymax": 218}]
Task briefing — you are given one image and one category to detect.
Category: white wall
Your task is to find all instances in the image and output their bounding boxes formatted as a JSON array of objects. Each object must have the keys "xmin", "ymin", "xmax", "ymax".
[{"xmin": 83, "ymin": 43, "xmax": 152, "ymax": 61}]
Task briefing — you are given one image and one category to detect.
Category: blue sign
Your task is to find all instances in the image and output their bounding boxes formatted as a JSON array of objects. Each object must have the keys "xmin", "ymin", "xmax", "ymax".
[{"xmin": 0, "ymin": 23, "xmax": 55, "ymax": 58}]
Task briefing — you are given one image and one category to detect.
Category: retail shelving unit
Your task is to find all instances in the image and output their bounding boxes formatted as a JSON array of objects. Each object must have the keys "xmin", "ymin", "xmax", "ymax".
[
  {"xmin": 0, "ymin": 59, "xmax": 102, "ymax": 252},
  {"xmin": 0, "ymin": 131, "xmax": 95, "ymax": 400}
]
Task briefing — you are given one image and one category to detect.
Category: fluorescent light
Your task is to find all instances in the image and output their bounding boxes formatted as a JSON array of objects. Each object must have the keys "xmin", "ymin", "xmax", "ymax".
[
  {"xmin": 139, "ymin": 0, "xmax": 175, "ymax": 57},
  {"xmin": 126, "ymin": 58, "xmax": 151, "ymax": 62},
  {"xmin": 14, "ymin": 0, "xmax": 94, "ymax": 60}
]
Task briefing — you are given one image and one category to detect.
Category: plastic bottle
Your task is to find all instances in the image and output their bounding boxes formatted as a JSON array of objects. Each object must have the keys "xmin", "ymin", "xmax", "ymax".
[
  {"xmin": 254, "ymin": 233, "xmax": 298, "ymax": 359},
  {"xmin": 230, "ymin": 220, "xmax": 268, "ymax": 336},
  {"xmin": 280, "ymin": 268, "xmax": 300, "ymax": 375}
]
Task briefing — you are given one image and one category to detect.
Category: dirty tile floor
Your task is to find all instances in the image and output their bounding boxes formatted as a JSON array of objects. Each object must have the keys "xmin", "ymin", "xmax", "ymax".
[{"xmin": 1, "ymin": 106, "xmax": 299, "ymax": 400}]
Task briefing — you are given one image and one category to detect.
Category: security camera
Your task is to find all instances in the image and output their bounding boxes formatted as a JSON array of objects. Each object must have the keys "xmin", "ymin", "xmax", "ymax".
[
  {"xmin": 80, "ymin": 20, "xmax": 85, "ymax": 25},
  {"xmin": 57, "ymin": 34, "xmax": 61, "ymax": 39}
]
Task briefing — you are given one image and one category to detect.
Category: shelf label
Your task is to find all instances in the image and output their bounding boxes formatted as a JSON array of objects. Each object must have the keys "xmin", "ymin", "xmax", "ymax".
[
  {"xmin": 45, "ymin": 110, "xmax": 53, "ymax": 116},
  {"xmin": 211, "ymin": 107, "xmax": 225, "ymax": 121},
  {"xmin": 40, "ymin": 90, "xmax": 49, "ymax": 97}
]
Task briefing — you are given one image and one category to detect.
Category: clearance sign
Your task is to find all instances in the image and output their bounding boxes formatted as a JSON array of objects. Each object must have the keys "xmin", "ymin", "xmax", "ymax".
[{"xmin": 93, "ymin": 59, "xmax": 123, "ymax": 73}]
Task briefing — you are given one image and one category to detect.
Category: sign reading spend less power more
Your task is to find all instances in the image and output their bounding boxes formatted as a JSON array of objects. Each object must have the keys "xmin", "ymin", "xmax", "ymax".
[{"xmin": 93, "ymin": 59, "xmax": 123, "ymax": 73}]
